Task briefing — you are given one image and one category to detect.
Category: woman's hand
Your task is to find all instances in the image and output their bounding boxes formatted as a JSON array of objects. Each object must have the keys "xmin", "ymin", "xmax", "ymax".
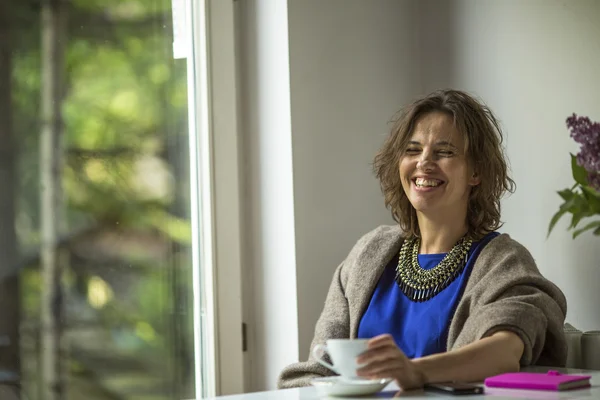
[{"xmin": 355, "ymin": 334, "xmax": 426, "ymax": 390}]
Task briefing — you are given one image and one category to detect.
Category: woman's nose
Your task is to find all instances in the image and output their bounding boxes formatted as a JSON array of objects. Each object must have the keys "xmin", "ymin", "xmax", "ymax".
[{"xmin": 416, "ymin": 152, "xmax": 434, "ymax": 171}]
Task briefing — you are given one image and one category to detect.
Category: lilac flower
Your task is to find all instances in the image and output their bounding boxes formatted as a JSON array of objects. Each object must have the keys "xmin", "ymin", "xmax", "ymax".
[
  {"xmin": 566, "ymin": 113, "xmax": 600, "ymax": 189},
  {"xmin": 589, "ymin": 173, "xmax": 600, "ymax": 191}
]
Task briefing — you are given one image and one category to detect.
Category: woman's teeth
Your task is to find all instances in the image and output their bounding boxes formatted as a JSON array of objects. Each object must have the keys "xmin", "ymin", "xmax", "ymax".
[{"xmin": 415, "ymin": 178, "xmax": 442, "ymax": 187}]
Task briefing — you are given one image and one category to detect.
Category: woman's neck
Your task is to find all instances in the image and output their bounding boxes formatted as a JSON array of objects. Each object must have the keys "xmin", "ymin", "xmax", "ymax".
[{"xmin": 416, "ymin": 212, "xmax": 468, "ymax": 254}]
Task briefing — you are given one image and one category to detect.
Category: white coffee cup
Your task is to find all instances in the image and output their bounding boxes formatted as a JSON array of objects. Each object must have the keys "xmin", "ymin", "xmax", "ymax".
[{"xmin": 311, "ymin": 339, "xmax": 369, "ymax": 380}]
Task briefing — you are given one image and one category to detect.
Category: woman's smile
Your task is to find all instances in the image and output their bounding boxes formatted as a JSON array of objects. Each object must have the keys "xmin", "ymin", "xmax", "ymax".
[{"xmin": 412, "ymin": 177, "xmax": 446, "ymax": 192}]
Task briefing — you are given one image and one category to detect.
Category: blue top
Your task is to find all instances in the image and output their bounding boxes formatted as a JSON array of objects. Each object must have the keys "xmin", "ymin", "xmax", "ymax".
[{"xmin": 357, "ymin": 232, "xmax": 499, "ymax": 358}]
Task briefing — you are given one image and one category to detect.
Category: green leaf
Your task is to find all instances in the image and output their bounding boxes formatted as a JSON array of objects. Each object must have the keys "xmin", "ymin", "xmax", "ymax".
[
  {"xmin": 557, "ymin": 189, "xmax": 575, "ymax": 202},
  {"xmin": 581, "ymin": 186, "xmax": 600, "ymax": 201},
  {"xmin": 594, "ymin": 226, "xmax": 600, "ymax": 236},
  {"xmin": 573, "ymin": 221, "xmax": 600, "ymax": 238},
  {"xmin": 572, "ymin": 192, "xmax": 591, "ymax": 213},
  {"xmin": 559, "ymin": 196, "xmax": 576, "ymax": 212},
  {"xmin": 571, "ymin": 154, "xmax": 589, "ymax": 186},
  {"xmin": 547, "ymin": 208, "xmax": 568, "ymax": 237},
  {"xmin": 569, "ymin": 212, "xmax": 587, "ymax": 229},
  {"xmin": 581, "ymin": 185, "xmax": 600, "ymax": 213},
  {"xmin": 582, "ymin": 185, "xmax": 600, "ymax": 198},
  {"xmin": 560, "ymin": 194, "xmax": 586, "ymax": 214}
]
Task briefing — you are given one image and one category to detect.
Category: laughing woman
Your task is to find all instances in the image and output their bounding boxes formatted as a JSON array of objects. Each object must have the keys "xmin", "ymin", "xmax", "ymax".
[{"xmin": 278, "ymin": 89, "xmax": 567, "ymax": 390}]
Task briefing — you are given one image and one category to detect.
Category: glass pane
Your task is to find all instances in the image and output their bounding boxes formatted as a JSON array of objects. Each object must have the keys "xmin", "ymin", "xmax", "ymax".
[{"xmin": 3, "ymin": 0, "xmax": 201, "ymax": 398}]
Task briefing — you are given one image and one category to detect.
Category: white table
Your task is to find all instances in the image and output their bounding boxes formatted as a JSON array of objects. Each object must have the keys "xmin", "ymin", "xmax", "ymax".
[{"xmin": 202, "ymin": 367, "xmax": 600, "ymax": 400}]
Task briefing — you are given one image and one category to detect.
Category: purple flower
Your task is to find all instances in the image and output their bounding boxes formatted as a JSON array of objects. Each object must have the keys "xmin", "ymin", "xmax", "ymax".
[
  {"xmin": 567, "ymin": 113, "xmax": 600, "ymax": 189},
  {"xmin": 589, "ymin": 172, "xmax": 600, "ymax": 191}
]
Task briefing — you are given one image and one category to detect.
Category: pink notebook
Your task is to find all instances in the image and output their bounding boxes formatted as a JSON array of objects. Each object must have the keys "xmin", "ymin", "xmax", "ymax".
[{"xmin": 484, "ymin": 371, "xmax": 591, "ymax": 391}]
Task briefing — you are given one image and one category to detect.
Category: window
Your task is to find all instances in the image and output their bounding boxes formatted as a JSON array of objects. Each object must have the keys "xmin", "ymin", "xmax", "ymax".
[{"xmin": 2, "ymin": 0, "xmax": 235, "ymax": 398}]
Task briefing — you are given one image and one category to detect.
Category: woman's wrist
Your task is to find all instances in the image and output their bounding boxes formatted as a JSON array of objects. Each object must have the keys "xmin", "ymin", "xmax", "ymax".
[
  {"xmin": 410, "ymin": 356, "xmax": 434, "ymax": 385},
  {"xmin": 415, "ymin": 360, "xmax": 429, "ymax": 387}
]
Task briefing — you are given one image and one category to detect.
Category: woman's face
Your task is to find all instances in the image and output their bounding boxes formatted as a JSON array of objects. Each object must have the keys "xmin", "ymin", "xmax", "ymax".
[{"xmin": 399, "ymin": 112, "xmax": 480, "ymax": 218}]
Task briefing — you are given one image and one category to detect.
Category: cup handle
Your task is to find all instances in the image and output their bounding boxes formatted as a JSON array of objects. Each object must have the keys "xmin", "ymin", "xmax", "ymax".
[{"xmin": 312, "ymin": 344, "xmax": 336, "ymax": 372}]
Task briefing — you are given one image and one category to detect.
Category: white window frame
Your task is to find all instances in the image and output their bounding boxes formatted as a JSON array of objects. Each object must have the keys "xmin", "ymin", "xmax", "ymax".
[{"xmin": 188, "ymin": 0, "xmax": 245, "ymax": 397}]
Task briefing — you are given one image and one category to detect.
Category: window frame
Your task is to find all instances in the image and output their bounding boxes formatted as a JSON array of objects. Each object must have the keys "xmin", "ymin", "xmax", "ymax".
[{"xmin": 189, "ymin": 0, "xmax": 245, "ymax": 397}]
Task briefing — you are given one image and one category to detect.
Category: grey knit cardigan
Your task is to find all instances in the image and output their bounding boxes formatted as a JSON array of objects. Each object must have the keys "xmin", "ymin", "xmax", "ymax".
[{"xmin": 278, "ymin": 225, "xmax": 567, "ymax": 388}]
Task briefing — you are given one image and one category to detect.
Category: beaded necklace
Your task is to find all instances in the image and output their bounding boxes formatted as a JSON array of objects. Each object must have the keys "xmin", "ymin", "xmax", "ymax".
[{"xmin": 394, "ymin": 236, "xmax": 473, "ymax": 302}]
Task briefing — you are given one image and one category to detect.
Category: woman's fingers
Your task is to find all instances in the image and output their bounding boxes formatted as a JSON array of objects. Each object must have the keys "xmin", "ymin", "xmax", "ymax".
[
  {"xmin": 366, "ymin": 334, "xmax": 395, "ymax": 349},
  {"xmin": 357, "ymin": 346, "xmax": 402, "ymax": 364},
  {"xmin": 357, "ymin": 337, "xmax": 408, "ymax": 365},
  {"xmin": 356, "ymin": 359, "xmax": 405, "ymax": 377},
  {"xmin": 355, "ymin": 335, "xmax": 425, "ymax": 390}
]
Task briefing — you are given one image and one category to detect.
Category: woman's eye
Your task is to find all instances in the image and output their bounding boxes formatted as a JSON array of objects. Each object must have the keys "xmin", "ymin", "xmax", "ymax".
[
  {"xmin": 405, "ymin": 148, "xmax": 420, "ymax": 154},
  {"xmin": 438, "ymin": 150, "xmax": 454, "ymax": 156}
]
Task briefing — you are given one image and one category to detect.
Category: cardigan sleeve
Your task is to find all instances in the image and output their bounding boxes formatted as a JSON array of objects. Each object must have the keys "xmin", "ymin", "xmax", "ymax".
[
  {"xmin": 277, "ymin": 225, "xmax": 404, "ymax": 388},
  {"xmin": 277, "ymin": 261, "xmax": 350, "ymax": 388},
  {"xmin": 448, "ymin": 234, "xmax": 567, "ymax": 367}
]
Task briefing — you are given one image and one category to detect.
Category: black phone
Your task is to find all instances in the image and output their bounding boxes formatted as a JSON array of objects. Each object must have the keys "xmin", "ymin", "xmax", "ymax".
[{"xmin": 424, "ymin": 382, "xmax": 484, "ymax": 395}]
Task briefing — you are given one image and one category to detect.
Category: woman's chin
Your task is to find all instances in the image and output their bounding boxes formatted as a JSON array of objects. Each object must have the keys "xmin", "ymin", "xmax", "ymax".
[{"xmin": 409, "ymin": 198, "xmax": 440, "ymax": 213}]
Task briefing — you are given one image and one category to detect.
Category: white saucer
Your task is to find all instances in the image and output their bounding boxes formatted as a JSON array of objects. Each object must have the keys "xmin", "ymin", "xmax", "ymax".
[{"xmin": 311, "ymin": 376, "xmax": 392, "ymax": 397}]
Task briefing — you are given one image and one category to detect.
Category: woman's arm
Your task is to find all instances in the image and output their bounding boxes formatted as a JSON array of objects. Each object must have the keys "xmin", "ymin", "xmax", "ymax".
[
  {"xmin": 357, "ymin": 330, "xmax": 524, "ymax": 389},
  {"xmin": 449, "ymin": 235, "xmax": 567, "ymax": 367},
  {"xmin": 413, "ymin": 330, "xmax": 524, "ymax": 384}
]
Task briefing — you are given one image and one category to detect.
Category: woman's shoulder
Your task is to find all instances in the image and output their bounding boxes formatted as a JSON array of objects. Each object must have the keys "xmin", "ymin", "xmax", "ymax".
[
  {"xmin": 484, "ymin": 233, "xmax": 536, "ymax": 261},
  {"xmin": 473, "ymin": 232, "xmax": 541, "ymax": 278},
  {"xmin": 340, "ymin": 224, "xmax": 404, "ymax": 281},
  {"xmin": 463, "ymin": 232, "xmax": 566, "ymax": 311}
]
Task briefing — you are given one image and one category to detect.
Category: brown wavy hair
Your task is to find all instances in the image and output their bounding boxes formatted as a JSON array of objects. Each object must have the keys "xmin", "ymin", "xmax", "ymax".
[{"xmin": 373, "ymin": 89, "xmax": 516, "ymax": 239}]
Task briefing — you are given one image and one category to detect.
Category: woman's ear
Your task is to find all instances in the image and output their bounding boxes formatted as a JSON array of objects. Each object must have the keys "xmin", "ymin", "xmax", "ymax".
[{"xmin": 469, "ymin": 171, "xmax": 481, "ymax": 186}]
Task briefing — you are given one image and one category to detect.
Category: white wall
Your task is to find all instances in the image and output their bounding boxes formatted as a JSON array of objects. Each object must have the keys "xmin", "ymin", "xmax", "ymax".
[
  {"xmin": 238, "ymin": 0, "xmax": 418, "ymax": 392},
  {"xmin": 416, "ymin": 0, "xmax": 600, "ymax": 331},
  {"xmin": 287, "ymin": 0, "xmax": 420, "ymax": 365}
]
